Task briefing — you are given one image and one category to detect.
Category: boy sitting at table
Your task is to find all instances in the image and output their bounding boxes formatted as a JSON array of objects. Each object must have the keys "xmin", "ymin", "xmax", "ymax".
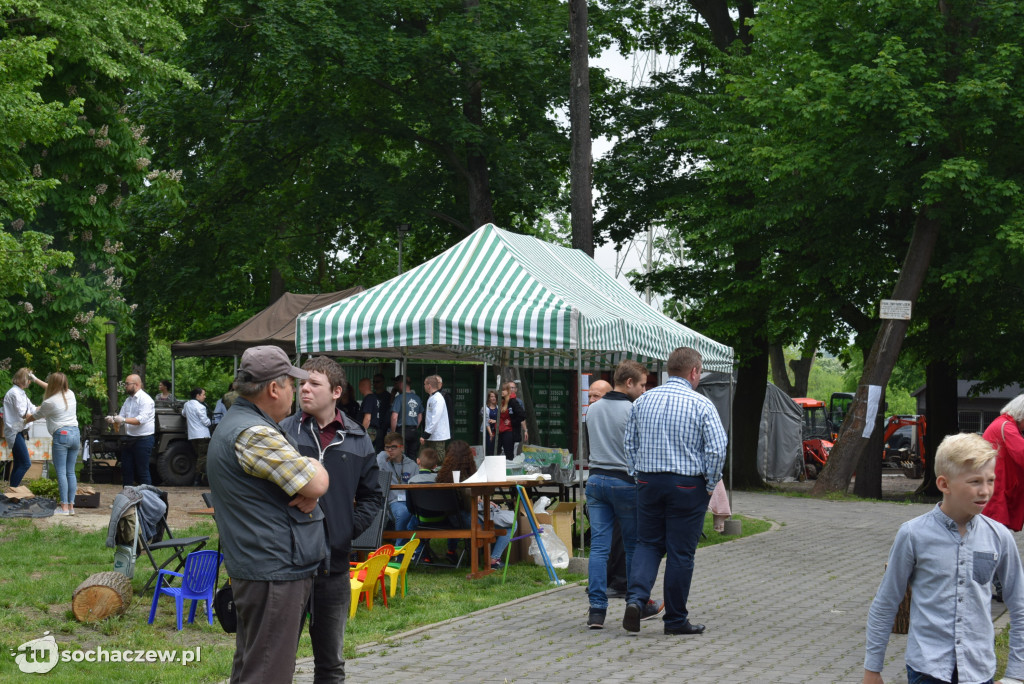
[{"xmin": 409, "ymin": 448, "xmax": 439, "ymax": 484}]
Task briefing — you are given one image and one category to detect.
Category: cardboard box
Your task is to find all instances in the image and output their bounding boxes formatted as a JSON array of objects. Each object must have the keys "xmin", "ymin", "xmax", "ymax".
[{"xmin": 546, "ymin": 501, "xmax": 580, "ymax": 552}]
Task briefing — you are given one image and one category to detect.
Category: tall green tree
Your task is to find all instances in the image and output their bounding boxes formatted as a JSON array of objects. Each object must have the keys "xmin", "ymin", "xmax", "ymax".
[
  {"xmin": 0, "ymin": 0, "xmax": 197, "ymax": 392},
  {"xmin": 134, "ymin": 0, "xmax": 575, "ymax": 349}
]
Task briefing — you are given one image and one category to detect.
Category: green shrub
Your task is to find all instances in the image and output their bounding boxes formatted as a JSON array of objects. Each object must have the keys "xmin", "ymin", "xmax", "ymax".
[{"xmin": 26, "ymin": 478, "xmax": 59, "ymax": 500}]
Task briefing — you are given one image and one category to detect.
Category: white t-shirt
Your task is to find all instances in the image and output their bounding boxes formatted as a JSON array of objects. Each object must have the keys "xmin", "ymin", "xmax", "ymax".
[
  {"xmin": 34, "ymin": 391, "xmax": 78, "ymax": 434},
  {"xmin": 3, "ymin": 385, "xmax": 35, "ymax": 441}
]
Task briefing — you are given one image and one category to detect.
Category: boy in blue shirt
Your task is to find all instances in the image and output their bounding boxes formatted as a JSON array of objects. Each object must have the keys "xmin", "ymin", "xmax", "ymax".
[{"xmin": 864, "ymin": 433, "xmax": 1024, "ymax": 684}]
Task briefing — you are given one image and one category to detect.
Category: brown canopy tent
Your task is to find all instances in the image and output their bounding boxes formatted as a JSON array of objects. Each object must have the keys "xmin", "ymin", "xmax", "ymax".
[{"xmin": 171, "ymin": 288, "xmax": 363, "ymax": 358}]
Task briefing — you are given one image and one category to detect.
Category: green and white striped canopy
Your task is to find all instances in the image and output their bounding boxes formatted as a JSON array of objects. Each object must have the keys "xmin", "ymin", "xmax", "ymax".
[{"xmin": 296, "ymin": 224, "xmax": 733, "ymax": 372}]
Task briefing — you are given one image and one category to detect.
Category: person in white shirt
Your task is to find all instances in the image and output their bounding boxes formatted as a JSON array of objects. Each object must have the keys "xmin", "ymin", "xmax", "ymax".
[
  {"xmin": 106, "ymin": 373, "xmax": 155, "ymax": 486},
  {"xmin": 182, "ymin": 387, "xmax": 212, "ymax": 486},
  {"xmin": 26, "ymin": 372, "xmax": 79, "ymax": 515},
  {"xmin": 3, "ymin": 368, "xmax": 44, "ymax": 486},
  {"xmin": 420, "ymin": 374, "xmax": 451, "ymax": 464}
]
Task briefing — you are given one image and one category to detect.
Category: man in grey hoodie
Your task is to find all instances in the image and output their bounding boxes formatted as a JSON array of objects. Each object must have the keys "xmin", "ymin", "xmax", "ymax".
[{"xmin": 584, "ymin": 360, "xmax": 663, "ymax": 629}]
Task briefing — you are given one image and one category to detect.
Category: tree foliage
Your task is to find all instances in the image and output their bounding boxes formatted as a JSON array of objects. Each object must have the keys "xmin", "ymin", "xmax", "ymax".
[
  {"xmin": 0, "ymin": 0, "xmax": 197, "ymax": 398},
  {"xmin": 132, "ymin": 0, "xmax": 576, "ymax": 349}
]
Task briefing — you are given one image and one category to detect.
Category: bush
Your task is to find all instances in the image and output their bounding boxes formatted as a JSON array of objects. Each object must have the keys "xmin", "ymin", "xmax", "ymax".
[{"xmin": 26, "ymin": 478, "xmax": 59, "ymax": 500}]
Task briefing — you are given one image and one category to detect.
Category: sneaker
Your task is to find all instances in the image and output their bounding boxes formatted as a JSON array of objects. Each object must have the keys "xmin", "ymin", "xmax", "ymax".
[
  {"xmin": 587, "ymin": 609, "xmax": 606, "ymax": 629},
  {"xmin": 490, "ymin": 557, "xmax": 503, "ymax": 570},
  {"xmin": 641, "ymin": 599, "xmax": 665, "ymax": 621},
  {"xmin": 445, "ymin": 551, "xmax": 459, "ymax": 566},
  {"xmin": 622, "ymin": 602, "xmax": 642, "ymax": 633}
]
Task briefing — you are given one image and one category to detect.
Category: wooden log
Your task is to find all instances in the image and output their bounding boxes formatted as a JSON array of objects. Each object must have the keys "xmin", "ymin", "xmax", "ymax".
[{"xmin": 72, "ymin": 571, "xmax": 133, "ymax": 622}]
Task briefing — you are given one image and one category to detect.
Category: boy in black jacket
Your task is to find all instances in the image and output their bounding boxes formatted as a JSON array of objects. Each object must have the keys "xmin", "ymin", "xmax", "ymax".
[{"xmin": 281, "ymin": 357, "xmax": 380, "ymax": 684}]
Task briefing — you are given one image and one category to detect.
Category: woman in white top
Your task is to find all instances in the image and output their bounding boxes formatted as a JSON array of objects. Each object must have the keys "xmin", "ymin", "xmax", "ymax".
[
  {"xmin": 26, "ymin": 372, "xmax": 79, "ymax": 515},
  {"xmin": 3, "ymin": 367, "xmax": 43, "ymax": 487}
]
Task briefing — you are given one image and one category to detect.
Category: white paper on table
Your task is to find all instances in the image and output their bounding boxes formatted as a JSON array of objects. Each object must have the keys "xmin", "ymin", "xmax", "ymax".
[
  {"xmin": 462, "ymin": 467, "xmax": 489, "ymax": 483},
  {"xmin": 862, "ymin": 385, "xmax": 881, "ymax": 438},
  {"xmin": 484, "ymin": 455, "xmax": 506, "ymax": 481}
]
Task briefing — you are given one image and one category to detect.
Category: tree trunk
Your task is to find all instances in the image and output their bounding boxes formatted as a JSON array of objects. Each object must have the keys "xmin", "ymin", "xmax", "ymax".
[
  {"xmin": 789, "ymin": 350, "xmax": 815, "ymax": 398},
  {"xmin": 852, "ymin": 388, "xmax": 885, "ymax": 499},
  {"xmin": 768, "ymin": 344, "xmax": 793, "ymax": 395},
  {"xmin": 731, "ymin": 340, "xmax": 770, "ymax": 487},
  {"xmin": 463, "ymin": 0, "xmax": 495, "ymax": 230},
  {"xmin": 569, "ymin": 0, "xmax": 593, "ymax": 256},
  {"xmin": 72, "ymin": 571, "xmax": 133, "ymax": 622},
  {"xmin": 917, "ymin": 359, "xmax": 956, "ymax": 497},
  {"xmin": 813, "ymin": 208, "xmax": 942, "ymax": 495}
]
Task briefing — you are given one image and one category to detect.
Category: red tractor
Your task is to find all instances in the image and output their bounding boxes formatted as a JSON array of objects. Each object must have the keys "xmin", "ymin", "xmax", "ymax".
[
  {"xmin": 793, "ymin": 397, "xmax": 836, "ymax": 480},
  {"xmin": 882, "ymin": 415, "xmax": 927, "ymax": 479}
]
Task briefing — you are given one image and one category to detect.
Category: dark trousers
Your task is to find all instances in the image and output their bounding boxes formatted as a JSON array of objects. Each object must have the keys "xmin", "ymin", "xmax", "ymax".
[
  {"xmin": 7, "ymin": 432, "xmax": 31, "ymax": 486},
  {"xmin": 627, "ymin": 472, "xmax": 709, "ymax": 630},
  {"xmin": 310, "ymin": 571, "xmax": 351, "ymax": 683},
  {"xmin": 232, "ymin": 577, "xmax": 313, "ymax": 684},
  {"xmin": 191, "ymin": 438, "xmax": 210, "ymax": 484},
  {"xmin": 607, "ymin": 518, "xmax": 628, "ymax": 593},
  {"xmin": 121, "ymin": 435, "xmax": 154, "ymax": 486},
  {"xmin": 398, "ymin": 427, "xmax": 419, "ymax": 460},
  {"xmin": 499, "ymin": 430, "xmax": 516, "ymax": 460},
  {"xmin": 906, "ymin": 665, "xmax": 982, "ymax": 684}
]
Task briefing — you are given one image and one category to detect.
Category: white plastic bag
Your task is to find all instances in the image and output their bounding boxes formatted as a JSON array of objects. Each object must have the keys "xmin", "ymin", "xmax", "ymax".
[{"xmin": 528, "ymin": 523, "xmax": 569, "ymax": 569}]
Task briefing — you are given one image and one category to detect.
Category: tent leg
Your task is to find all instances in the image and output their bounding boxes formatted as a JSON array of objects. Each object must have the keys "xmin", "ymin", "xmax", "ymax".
[
  {"xmin": 575, "ymin": 345, "xmax": 584, "ymax": 556},
  {"xmin": 482, "ymin": 364, "xmax": 488, "ymax": 450}
]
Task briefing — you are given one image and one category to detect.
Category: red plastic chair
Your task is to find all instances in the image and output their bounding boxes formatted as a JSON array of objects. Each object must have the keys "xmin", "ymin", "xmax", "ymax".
[{"xmin": 351, "ymin": 544, "xmax": 394, "ymax": 608}]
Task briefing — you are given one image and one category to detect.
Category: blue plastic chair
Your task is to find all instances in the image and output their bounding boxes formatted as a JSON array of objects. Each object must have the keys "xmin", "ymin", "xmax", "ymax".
[{"xmin": 147, "ymin": 549, "xmax": 223, "ymax": 630}]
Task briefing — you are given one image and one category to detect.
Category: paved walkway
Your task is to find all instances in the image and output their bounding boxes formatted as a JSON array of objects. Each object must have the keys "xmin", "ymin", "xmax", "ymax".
[{"xmin": 295, "ymin": 491, "xmax": 1016, "ymax": 683}]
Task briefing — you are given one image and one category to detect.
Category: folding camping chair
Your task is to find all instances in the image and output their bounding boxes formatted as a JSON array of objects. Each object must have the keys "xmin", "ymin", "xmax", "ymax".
[
  {"xmin": 106, "ymin": 485, "xmax": 210, "ymax": 593},
  {"xmin": 351, "ymin": 470, "xmax": 391, "ymax": 554}
]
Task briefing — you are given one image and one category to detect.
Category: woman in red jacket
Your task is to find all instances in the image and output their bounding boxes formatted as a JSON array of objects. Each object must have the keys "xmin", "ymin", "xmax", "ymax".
[{"xmin": 981, "ymin": 394, "xmax": 1024, "ymax": 601}]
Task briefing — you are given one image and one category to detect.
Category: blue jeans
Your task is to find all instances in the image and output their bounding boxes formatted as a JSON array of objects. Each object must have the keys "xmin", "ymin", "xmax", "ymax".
[
  {"xmin": 51, "ymin": 426, "xmax": 80, "ymax": 505},
  {"xmin": 121, "ymin": 435, "xmax": 154, "ymax": 486},
  {"xmin": 627, "ymin": 472, "xmax": 709, "ymax": 630},
  {"xmin": 443, "ymin": 510, "xmax": 512, "ymax": 561},
  {"xmin": 906, "ymin": 665, "xmax": 983, "ymax": 684},
  {"xmin": 8, "ymin": 432, "xmax": 31, "ymax": 487},
  {"xmin": 310, "ymin": 571, "xmax": 350, "ymax": 683},
  {"xmin": 586, "ymin": 474, "xmax": 638, "ymax": 610}
]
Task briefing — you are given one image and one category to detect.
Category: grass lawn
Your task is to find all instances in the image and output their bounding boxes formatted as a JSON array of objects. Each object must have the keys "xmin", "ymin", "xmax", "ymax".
[{"xmin": 0, "ymin": 511, "xmax": 768, "ymax": 682}]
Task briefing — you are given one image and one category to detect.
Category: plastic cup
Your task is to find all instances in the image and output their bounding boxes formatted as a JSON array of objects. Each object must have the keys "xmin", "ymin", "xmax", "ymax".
[{"xmin": 452, "ymin": 471, "xmax": 461, "ymax": 483}]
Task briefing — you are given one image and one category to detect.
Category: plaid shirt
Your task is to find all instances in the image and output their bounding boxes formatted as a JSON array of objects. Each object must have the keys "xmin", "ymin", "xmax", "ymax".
[
  {"xmin": 235, "ymin": 425, "xmax": 317, "ymax": 496},
  {"xmin": 624, "ymin": 376, "xmax": 728, "ymax": 492}
]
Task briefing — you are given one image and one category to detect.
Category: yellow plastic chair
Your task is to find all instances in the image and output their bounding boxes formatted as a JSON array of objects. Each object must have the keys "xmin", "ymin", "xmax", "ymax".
[
  {"xmin": 349, "ymin": 553, "xmax": 392, "ymax": 618},
  {"xmin": 384, "ymin": 538, "xmax": 420, "ymax": 598}
]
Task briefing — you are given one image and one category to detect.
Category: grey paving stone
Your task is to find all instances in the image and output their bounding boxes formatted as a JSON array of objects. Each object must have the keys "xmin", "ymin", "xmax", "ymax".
[{"xmin": 291, "ymin": 491, "xmax": 1018, "ymax": 683}]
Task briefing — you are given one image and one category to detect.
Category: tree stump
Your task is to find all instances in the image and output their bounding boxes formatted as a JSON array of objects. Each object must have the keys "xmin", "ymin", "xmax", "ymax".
[{"xmin": 72, "ymin": 571, "xmax": 133, "ymax": 622}]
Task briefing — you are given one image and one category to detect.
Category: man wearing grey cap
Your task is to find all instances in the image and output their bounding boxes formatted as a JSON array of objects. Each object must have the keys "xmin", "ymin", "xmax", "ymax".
[{"xmin": 207, "ymin": 345, "xmax": 330, "ymax": 684}]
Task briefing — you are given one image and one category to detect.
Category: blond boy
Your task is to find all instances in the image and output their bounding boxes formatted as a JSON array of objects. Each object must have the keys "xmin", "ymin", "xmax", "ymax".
[{"xmin": 864, "ymin": 433, "xmax": 1024, "ymax": 684}]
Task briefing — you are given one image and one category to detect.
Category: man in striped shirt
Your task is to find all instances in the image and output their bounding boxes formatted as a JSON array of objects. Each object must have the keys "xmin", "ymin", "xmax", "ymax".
[{"xmin": 621, "ymin": 347, "xmax": 727, "ymax": 636}]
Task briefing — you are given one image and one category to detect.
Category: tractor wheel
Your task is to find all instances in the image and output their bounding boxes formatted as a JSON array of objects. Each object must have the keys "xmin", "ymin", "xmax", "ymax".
[
  {"xmin": 156, "ymin": 441, "xmax": 196, "ymax": 486},
  {"xmin": 804, "ymin": 463, "xmax": 818, "ymax": 480}
]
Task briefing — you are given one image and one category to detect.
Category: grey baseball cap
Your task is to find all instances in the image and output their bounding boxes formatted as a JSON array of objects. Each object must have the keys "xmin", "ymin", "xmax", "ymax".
[{"xmin": 239, "ymin": 345, "xmax": 308, "ymax": 383}]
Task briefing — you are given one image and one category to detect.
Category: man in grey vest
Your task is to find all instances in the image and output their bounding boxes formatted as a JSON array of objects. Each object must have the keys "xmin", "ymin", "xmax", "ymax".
[{"xmin": 207, "ymin": 345, "xmax": 329, "ymax": 684}]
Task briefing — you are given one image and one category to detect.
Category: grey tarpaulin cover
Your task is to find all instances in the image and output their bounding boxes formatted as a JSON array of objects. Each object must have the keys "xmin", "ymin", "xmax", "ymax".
[
  {"xmin": 757, "ymin": 383, "xmax": 803, "ymax": 481},
  {"xmin": 0, "ymin": 496, "xmax": 59, "ymax": 518},
  {"xmin": 695, "ymin": 374, "xmax": 803, "ymax": 482}
]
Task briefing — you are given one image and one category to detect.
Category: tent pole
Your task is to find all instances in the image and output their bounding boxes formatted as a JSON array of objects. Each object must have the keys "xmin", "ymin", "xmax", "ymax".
[
  {"xmin": 400, "ymin": 356, "xmax": 408, "ymax": 448},
  {"xmin": 728, "ymin": 368, "xmax": 735, "ymax": 512},
  {"xmin": 482, "ymin": 363, "xmax": 488, "ymax": 450},
  {"xmin": 575, "ymin": 344, "xmax": 584, "ymax": 557}
]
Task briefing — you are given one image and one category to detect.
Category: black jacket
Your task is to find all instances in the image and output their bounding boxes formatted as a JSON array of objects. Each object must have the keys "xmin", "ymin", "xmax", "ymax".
[{"xmin": 281, "ymin": 410, "xmax": 381, "ymax": 571}]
